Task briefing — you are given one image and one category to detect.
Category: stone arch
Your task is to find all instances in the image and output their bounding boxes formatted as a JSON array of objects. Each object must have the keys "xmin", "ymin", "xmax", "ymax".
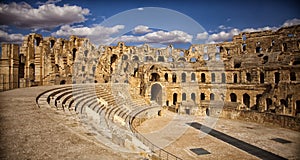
[
  {"xmin": 60, "ymin": 80, "xmax": 66, "ymax": 85},
  {"xmin": 211, "ymin": 73, "xmax": 215, "ymax": 82},
  {"xmin": 72, "ymin": 48, "xmax": 77, "ymax": 61},
  {"xmin": 230, "ymin": 93, "xmax": 237, "ymax": 102},
  {"xmin": 157, "ymin": 56, "xmax": 164, "ymax": 62},
  {"xmin": 260, "ymin": 72, "xmax": 265, "ymax": 83},
  {"xmin": 275, "ymin": 72, "xmax": 280, "ymax": 84},
  {"xmin": 191, "ymin": 93, "xmax": 196, "ymax": 101},
  {"xmin": 200, "ymin": 93, "xmax": 205, "ymax": 100},
  {"xmin": 266, "ymin": 98, "xmax": 273, "ymax": 112},
  {"xmin": 122, "ymin": 54, "xmax": 128, "ymax": 60},
  {"xmin": 150, "ymin": 83, "xmax": 163, "ymax": 105},
  {"xmin": 201, "ymin": 73, "xmax": 206, "ymax": 83},
  {"xmin": 215, "ymin": 53, "xmax": 220, "ymax": 61},
  {"xmin": 150, "ymin": 73, "xmax": 160, "ymax": 82},
  {"xmin": 182, "ymin": 93, "xmax": 186, "ymax": 101},
  {"xmin": 233, "ymin": 73, "xmax": 238, "ymax": 83},
  {"xmin": 243, "ymin": 93, "xmax": 250, "ymax": 108},
  {"xmin": 290, "ymin": 72, "xmax": 296, "ymax": 81},
  {"xmin": 221, "ymin": 73, "xmax": 226, "ymax": 83},
  {"xmin": 178, "ymin": 57, "xmax": 186, "ymax": 62},
  {"xmin": 50, "ymin": 40, "xmax": 55, "ymax": 48},
  {"xmin": 164, "ymin": 73, "xmax": 168, "ymax": 81},
  {"xmin": 173, "ymin": 93, "xmax": 178, "ymax": 105},
  {"xmin": 246, "ymin": 73, "xmax": 251, "ymax": 82},
  {"xmin": 191, "ymin": 73, "xmax": 196, "ymax": 82},
  {"xmin": 210, "ymin": 93, "xmax": 215, "ymax": 100},
  {"xmin": 181, "ymin": 72, "xmax": 186, "ymax": 82},
  {"xmin": 296, "ymin": 100, "xmax": 300, "ymax": 116},
  {"xmin": 111, "ymin": 54, "xmax": 118, "ymax": 64},
  {"xmin": 172, "ymin": 73, "xmax": 177, "ymax": 83},
  {"xmin": 132, "ymin": 56, "xmax": 139, "ymax": 62}
]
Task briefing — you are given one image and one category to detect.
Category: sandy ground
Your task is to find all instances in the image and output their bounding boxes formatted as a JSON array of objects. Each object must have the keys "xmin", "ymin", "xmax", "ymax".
[
  {"xmin": 0, "ymin": 86, "xmax": 140, "ymax": 160},
  {"xmin": 136, "ymin": 111, "xmax": 300, "ymax": 160}
]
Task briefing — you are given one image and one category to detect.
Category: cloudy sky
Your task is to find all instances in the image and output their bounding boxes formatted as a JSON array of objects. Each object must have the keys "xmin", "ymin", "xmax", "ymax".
[{"xmin": 0, "ymin": 0, "xmax": 299, "ymax": 48}]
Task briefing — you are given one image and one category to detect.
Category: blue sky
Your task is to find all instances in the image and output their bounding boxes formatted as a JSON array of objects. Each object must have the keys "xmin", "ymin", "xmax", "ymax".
[{"xmin": 0, "ymin": 0, "xmax": 299, "ymax": 48}]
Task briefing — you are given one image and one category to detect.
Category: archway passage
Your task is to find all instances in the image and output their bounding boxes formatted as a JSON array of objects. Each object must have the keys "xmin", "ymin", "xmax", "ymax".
[
  {"xmin": 230, "ymin": 93, "xmax": 237, "ymax": 102},
  {"xmin": 243, "ymin": 93, "xmax": 250, "ymax": 108},
  {"xmin": 296, "ymin": 100, "xmax": 300, "ymax": 116},
  {"xmin": 173, "ymin": 93, "xmax": 178, "ymax": 105},
  {"xmin": 150, "ymin": 84, "xmax": 162, "ymax": 105},
  {"xmin": 60, "ymin": 80, "xmax": 66, "ymax": 85}
]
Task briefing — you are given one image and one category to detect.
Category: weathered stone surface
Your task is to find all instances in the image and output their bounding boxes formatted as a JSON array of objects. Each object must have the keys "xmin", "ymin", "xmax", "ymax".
[{"xmin": 0, "ymin": 25, "xmax": 300, "ymax": 119}]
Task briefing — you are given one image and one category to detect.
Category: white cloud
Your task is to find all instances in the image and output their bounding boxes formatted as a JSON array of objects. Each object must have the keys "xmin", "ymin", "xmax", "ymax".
[
  {"xmin": 52, "ymin": 24, "xmax": 125, "ymax": 45},
  {"xmin": 137, "ymin": 8, "xmax": 144, "ymax": 11},
  {"xmin": 208, "ymin": 28, "xmax": 240, "ymax": 42},
  {"xmin": 218, "ymin": 25, "xmax": 232, "ymax": 30},
  {"xmin": 133, "ymin": 25, "xmax": 152, "ymax": 34},
  {"xmin": 0, "ymin": 2, "xmax": 89, "ymax": 30},
  {"xmin": 196, "ymin": 32, "xmax": 208, "ymax": 40},
  {"xmin": 242, "ymin": 26, "xmax": 277, "ymax": 32},
  {"xmin": 0, "ymin": 30, "xmax": 23, "ymax": 43},
  {"xmin": 282, "ymin": 18, "xmax": 300, "ymax": 27},
  {"xmin": 116, "ymin": 30, "xmax": 193, "ymax": 44}
]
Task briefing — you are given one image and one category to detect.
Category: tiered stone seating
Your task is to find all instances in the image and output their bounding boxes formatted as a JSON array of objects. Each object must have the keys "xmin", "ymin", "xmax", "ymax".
[{"xmin": 36, "ymin": 83, "xmax": 156, "ymax": 153}]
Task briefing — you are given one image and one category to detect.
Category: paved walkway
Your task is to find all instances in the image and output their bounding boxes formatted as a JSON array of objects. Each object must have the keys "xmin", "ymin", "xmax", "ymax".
[
  {"xmin": 0, "ymin": 86, "xmax": 139, "ymax": 160},
  {"xmin": 136, "ymin": 111, "xmax": 300, "ymax": 160}
]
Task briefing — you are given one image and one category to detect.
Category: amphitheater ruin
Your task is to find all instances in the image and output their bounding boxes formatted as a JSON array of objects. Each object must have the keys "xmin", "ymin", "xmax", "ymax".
[{"xmin": 0, "ymin": 25, "xmax": 299, "ymax": 159}]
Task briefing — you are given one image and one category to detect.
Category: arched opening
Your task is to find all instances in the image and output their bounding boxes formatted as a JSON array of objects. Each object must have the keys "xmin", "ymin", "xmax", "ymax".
[
  {"xmin": 260, "ymin": 72, "xmax": 265, "ymax": 84},
  {"xmin": 151, "ymin": 84, "xmax": 163, "ymax": 105},
  {"xmin": 275, "ymin": 72, "xmax": 280, "ymax": 84},
  {"xmin": 50, "ymin": 40, "xmax": 55, "ymax": 48},
  {"xmin": 211, "ymin": 73, "xmax": 215, "ymax": 83},
  {"xmin": 203, "ymin": 54, "xmax": 209, "ymax": 60},
  {"xmin": 256, "ymin": 94, "xmax": 262, "ymax": 110},
  {"xmin": 181, "ymin": 73, "xmax": 186, "ymax": 82},
  {"xmin": 200, "ymin": 93, "xmax": 205, "ymax": 100},
  {"xmin": 290, "ymin": 72, "xmax": 296, "ymax": 81},
  {"xmin": 210, "ymin": 93, "xmax": 215, "ymax": 101},
  {"xmin": 158, "ymin": 56, "xmax": 164, "ymax": 62},
  {"xmin": 242, "ymin": 43, "xmax": 247, "ymax": 51},
  {"xmin": 243, "ymin": 93, "xmax": 250, "ymax": 108},
  {"xmin": 34, "ymin": 37, "xmax": 41, "ymax": 46},
  {"xmin": 29, "ymin": 63, "xmax": 35, "ymax": 82},
  {"xmin": 122, "ymin": 54, "xmax": 128, "ymax": 60},
  {"xmin": 172, "ymin": 74, "xmax": 177, "ymax": 83},
  {"xmin": 222, "ymin": 73, "xmax": 226, "ymax": 83},
  {"xmin": 168, "ymin": 56, "xmax": 174, "ymax": 62},
  {"xmin": 173, "ymin": 93, "xmax": 178, "ymax": 105},
  {"xmin": 230, "ymin": 93, "xmax": 237, "ymax": 102},
  {"xmin": 164, "ymin": 73, "xmax": 168, "ymax": 81},
  {"xmin": 266, "ymin": 98, "xmax": 273, "ymax": 111},
  {"xmin": 234, "ymin": 62, "xmax": 241, "ymax": 68},
  {"xmin": 215, "ymin": 53, "xmax": 220, "ymax": 61},
  {"xmin": 246, "ymin": 73, "xmax": 251, "ymax": 82},
  {"xmin": 191, "ymin": 73, "xmax": 196, "ymax": 82},
  {"xmin": 233, "ymin": 73, "xmax": 238, "ymax": 83},
  {"xmin": 296, "ymin": 100, "xmax": 300, "ymax": 116},
  {"xmin": 263, "ymin": 56, "xmax": 268, "ymax": 64},
  {"xmin": 201, "ymin": 73, "xmax": 206, "ymax": 83},
  {"xmin": 111, "ymin": 54, "xmax": 118, "ymax": 64},
  {"xmin": 150, "ymin": 73, "xmax": 160, "ymax": 82},
  {"xmin": 178, "ymin": 57, "xmax": 186, "ymax": 62},
  {"xmin": 53, "ymin": 64, "xmax": 59, "ymax": 73},
  {"xmin": 282, "ymin": 43, "xmax": 287, "ymax": 52},
  {"xmin": 191, "ymin": 93, "xmax": 196, "ymax": 101},
  {"xmin": 190, "ymin": 57, "xmax": 197, "ymax": 62},
  {"xmin": 72, "ymin": 48, "xmax": 77, "ymax": 61},
  {"xmin": 132, "ymin": 56, "xmax": 139, "ymax": 62},
  {"xmin": 60, "ymin": 80, "xmax": 66, "ymax": 85},
  {"xmin": 206, "ymin": 108, "xmax": 210, "ymax": 116},
  {"xmin": 280, "ymin": 99, "xmax": 288, "ymax": 108},
  {"xmin": 182, "ymin": 93, "xmax": 186, "ymax": 101},
  {"xmin": 144, "ymin": 56, "xmax": 153, "ymax": 62}
]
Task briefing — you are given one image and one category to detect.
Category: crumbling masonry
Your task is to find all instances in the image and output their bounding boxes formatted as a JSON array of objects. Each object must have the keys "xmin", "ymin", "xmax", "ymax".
[{"xmin": 1, "ymin": 25, "xmax": 299, "ymax": 118}]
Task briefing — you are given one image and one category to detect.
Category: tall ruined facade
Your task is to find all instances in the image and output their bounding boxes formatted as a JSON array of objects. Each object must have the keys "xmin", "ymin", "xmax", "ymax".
[{"xmin": 0, "ymin": 25, "xmax": 299, "ymax": 117}]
